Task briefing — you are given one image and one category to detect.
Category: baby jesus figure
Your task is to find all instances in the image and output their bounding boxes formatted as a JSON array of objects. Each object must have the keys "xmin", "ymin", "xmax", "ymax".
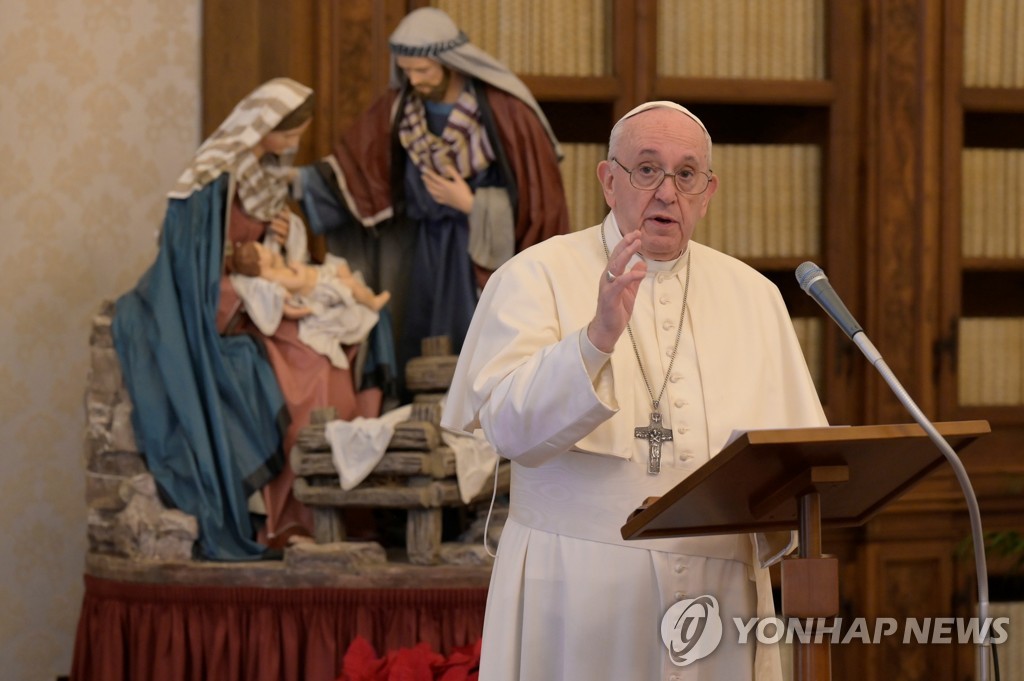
[{"xmin": 230, "ymin": 240, "xmax": 390, "ymax": 370}]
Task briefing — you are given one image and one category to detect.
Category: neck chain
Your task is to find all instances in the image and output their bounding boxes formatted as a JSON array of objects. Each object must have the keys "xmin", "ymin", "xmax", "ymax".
[{"xmin": 601, "ymin": 226, "xmax": 692, "ymax": 474}]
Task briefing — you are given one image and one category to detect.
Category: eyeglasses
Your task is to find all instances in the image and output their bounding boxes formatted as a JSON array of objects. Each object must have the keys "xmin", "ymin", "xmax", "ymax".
[{"xmin": 611, "ymin": 158, "xmax": 712, "ymax": 195}]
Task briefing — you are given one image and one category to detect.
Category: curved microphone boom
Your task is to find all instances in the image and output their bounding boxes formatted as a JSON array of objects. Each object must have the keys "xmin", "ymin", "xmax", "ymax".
[{"xmin": 795, "ymin": 262, "xmax": 993, "ymax": 681}]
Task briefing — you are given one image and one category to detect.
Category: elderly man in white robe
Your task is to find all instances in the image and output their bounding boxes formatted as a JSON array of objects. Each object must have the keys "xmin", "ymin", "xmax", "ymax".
[{"xmin": 442, "ymin": 101, "xmax": 829, "ymax": 681}]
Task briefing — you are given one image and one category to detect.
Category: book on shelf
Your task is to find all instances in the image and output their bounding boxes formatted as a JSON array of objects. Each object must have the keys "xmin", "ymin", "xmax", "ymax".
[
  {"xmin": 984, "ymin": 0, "xmax": 1004, "ymax": 88},
  {"xmin": 781, "ymin": 145, "xmax": 799, "ymax": 257},
  {"xmin": 523, "ymin": 0, "xmax": 537, "ymax": 76},
  {"xmin": 805, "ymin": 144, "xmax": 821, "ymax": 256},
  {"xmin": 986, "ymin": 149, "xmax": 1006, "ymax": 258},
  {"xmin": 788, "ymin": 0, "xmax": 807, "ymax": 79},
  {"xmin": 1018, "ymin": 0, "xmax": 1024, "ymax": 88},
  {"xmin": 713, "ymin": 0, "xmax": 733, "ymax": 78},
  {"xmin": 686, "ymin": 0, "xmax": 708, "ymax": 78},
  {"xmin": 961, "ymin": 149, "xmax": 982, "ymax": 258},
  {"xmin": 463, "ymin": 1, "xmax": 479, "ymax": 58},
  {"xmin": 747, "ymin": 144, "xmax": 766, "ymax": 257},
  {"xmin": 749, "ymin": 143, "xmax": 765, "ymax": 258},
  {"xmin": 482, "ymin": 2, "xmax": 499, "ymax": 69},
  {"xmin": 963, "ymin": 0, "xmax": 981, "ymax": 86},
  {"xmin": 964, "ymin": 148, "xmax": 1024, "ymax": 259},
  {"xmin": 790, "ymin": 145, "xmax": 805, "ymax": 258},
  {"xmin": 657, "ymin": 0, "xmax": 676, "ymax": 77},
  {"xmin": 509, "ymin": 0, "xmax": 524, "ymax": 74},
  {"xmin": 999, "ymin": 0, "xmax": 1017, "ymax": 87},
  {"xmin": 1004, "ymin": 150, "xmax": 1020, "ymax": 259},
  {"xmin": 727, "ymin": 146, "xmax": 747, "ymax": 257},
  {"xmin": 963, "ymin": 0, "xmax": 1024, "ymax": 87},
  {"xmin": 656, "ymin": 0, "xmax": 825, "ymax": 80},
  {"xmin": 1018, "ymin": 152, "xmax": 1024, "ymax": 257},
  {"xmin": 709, "ymin": 145, "xmax": 730, "ymax": 255},
  {"xmin": 698, "ymin": 144, "xmax": 820, "ymax": 260},
  {"xmin": 959, "ymin": 317, "xmax": 1024, "ymax": 406},
  {"xmin": 560, "ymin": 143, "xmax": 608, "ymax": 232},
  {"xmin": 958, "ymin": 318, "xmax": 980, "ymax": 406},
  {"xmin": 551, "ymin": 0, "xmax": 570, "ymax": 77},
  {"xmin": 1006, "ymin": 318, "xmax": 1023, "ymax": 405},
  {"xmin": 770, "ymin": 0, "xmax": 786, "ymax": 78}
]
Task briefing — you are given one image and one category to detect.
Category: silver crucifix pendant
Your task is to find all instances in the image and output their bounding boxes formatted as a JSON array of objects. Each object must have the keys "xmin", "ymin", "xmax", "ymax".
[{"xmin": 635, "ymin": 405, "xmax": 672, "ymax": 475}]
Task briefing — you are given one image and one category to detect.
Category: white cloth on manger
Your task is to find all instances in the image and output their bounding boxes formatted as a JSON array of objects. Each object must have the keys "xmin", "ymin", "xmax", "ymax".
[
  {"xmin": 324, "ymin": 400, "xmax": 497, "ymax": 503},
  {"xmin": 325, "ymin": 404, "xmax": 411, "ymax": 490}
]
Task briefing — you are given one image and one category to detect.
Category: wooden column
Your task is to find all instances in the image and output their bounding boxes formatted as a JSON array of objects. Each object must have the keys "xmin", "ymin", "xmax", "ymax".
[{"xmin": 862, "ymin": 0, "xmax": 945, "ymax": 424}]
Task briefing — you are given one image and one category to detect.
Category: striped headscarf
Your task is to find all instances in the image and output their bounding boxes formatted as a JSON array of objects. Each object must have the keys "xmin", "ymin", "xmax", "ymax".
[{"xmin": 169, "ymin": 77, "xmax": 312, "ymax": 221}]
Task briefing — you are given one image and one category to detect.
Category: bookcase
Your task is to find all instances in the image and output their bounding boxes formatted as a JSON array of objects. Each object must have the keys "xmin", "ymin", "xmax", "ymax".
[
  {"xmin": 201, "ymin": 2, "xmax": 1024, "ymax": 679},
  {"xmin": 940, "ymin": 0, "xmax": 1024, "ymax": 428}
]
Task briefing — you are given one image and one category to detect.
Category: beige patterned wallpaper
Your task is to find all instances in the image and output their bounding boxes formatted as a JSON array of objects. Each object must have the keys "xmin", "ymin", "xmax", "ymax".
[{"xmin": 0, "ymin": 1, "xmax": 199, "ymax": 678}]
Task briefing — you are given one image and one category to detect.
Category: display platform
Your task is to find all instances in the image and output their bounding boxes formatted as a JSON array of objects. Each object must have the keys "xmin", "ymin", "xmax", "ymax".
[{"xmin": 71, "ymin": 554, "xmax": 490, "ymax": 681}]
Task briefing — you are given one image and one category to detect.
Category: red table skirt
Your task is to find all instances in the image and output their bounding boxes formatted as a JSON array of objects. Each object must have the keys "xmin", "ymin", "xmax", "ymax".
[{"xmin": 71, "ymin": 575, "xmax": 487, "ymax": 681}]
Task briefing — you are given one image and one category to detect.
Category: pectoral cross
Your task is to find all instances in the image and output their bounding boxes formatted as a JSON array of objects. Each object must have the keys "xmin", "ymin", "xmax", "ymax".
[{"xmin": 635, "ymin": 404, "xmax": 672, "ymax": 475}]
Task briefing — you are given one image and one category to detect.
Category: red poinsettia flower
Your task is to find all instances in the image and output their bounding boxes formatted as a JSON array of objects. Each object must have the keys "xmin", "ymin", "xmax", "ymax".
[
  {"xmin": 434, "ymin": 638, "xmax": 482, "ymax": 681},
  {"xmin": 338, "ymin": 636, "xmax": 387, "ymax": 681},
  {"xmin": 336, "ymin": 637, "xmax": 482, "ymax": 681}
]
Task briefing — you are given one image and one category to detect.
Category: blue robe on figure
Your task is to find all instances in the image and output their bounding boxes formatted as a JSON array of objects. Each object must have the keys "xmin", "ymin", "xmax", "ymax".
[{"xmin": 113, "ymin": 177, "xmax": 287, "ymax": 560}]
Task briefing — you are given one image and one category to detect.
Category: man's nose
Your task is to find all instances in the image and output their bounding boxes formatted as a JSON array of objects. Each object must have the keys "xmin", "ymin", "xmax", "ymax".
[{"xmin": 654, "ymin": 175, "xmax": 678, "ymax": 202}]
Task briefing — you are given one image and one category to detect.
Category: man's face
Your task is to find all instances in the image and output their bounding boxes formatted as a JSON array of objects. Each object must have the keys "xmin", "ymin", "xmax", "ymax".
[
  {"xmin": 597, "ymin": 108, "xmax": 717, "ymax": 261},
  {"xmin": 396, "ymin": 55, "xmax": 451, "ymax": 102}
]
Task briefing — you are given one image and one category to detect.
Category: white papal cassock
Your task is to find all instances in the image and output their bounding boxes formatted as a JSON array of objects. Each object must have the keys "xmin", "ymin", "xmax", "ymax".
[{"xmin": 442, "ymin": 214, "xmax": 829, "ymax": 681}]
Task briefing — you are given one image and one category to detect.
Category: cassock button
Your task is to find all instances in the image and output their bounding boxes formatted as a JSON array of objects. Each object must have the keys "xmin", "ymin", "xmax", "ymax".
[
  {"xmin": 666, "ymin": 348, "xmax": 674, "ymax": 357},
  {"xmin": 676, "ymin": 426, "xmax": 688, "ymax": 434},
  {"xmin": 674, "ymin": 399, "xmax": 685, "ymax": 408},
  {"xmin": 674, "ymin": 591, "xmax": 685, "ymax": 600},
  {"xmin": 669, "ymin": 374, "xmax": 681, "ymax": 383},
  {"xmin": 674, "ymin": 560, "xmax": 685, "ymax": 573},
  {"xmin": 662, "ymin": 320, "xmax": 674, "ymax": 330},
  {"xmin": 659, "ymin": 296, "xmax": 670, "ymax": 305}
]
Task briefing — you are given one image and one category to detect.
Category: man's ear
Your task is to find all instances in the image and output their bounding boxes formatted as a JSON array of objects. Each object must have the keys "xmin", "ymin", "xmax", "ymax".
[
  {"xmin": 597, "ymin": 160, "xmax": 615, "ymax": 209},
  {"xmin": 698, "ymin": 173, "xmax": 719, "ymax": 218}
]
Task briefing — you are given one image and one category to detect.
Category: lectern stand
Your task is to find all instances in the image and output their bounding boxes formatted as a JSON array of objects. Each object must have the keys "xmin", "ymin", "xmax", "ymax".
[{"xmin": 621, "ymin": 420, "xmax": 990, "ymax": 681}]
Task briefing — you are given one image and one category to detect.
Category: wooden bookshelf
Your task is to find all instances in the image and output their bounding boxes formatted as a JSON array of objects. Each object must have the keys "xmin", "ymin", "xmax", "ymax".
[
  {"xmin": 652, "ymin": 78, "xmax": 835, "ymax": 105},
  {"xmin": 941, "ymin": 0, "xmax": 1024, "ymax": 434},
  {"xmin": 518, "ymin": 76, "xmax": 621, "ymax": 101},
  {"xmin": 962, "ymin": 87, "xmax": 1024, "ymax": 112}
]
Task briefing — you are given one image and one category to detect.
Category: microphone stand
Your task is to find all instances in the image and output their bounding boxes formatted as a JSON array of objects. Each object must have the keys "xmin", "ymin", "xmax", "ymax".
[{"xmin": 850, "ymin": 332, "xmax": 992, "ymax": 681}]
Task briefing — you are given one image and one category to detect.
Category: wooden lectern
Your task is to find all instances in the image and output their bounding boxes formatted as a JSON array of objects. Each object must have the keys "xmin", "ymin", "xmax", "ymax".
[{"xmin": 620, "ymin": 420, "xmax": 991, "ymax": 681}]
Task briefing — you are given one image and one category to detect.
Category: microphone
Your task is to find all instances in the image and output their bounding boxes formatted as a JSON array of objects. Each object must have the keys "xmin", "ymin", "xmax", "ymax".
[
  {"xmin": 794, "ymin": 261, "xmax": 994, "ymax": 681},
  {"xmin": 795, "ymin": 262, "xmax": 863, "ymax": 339}
]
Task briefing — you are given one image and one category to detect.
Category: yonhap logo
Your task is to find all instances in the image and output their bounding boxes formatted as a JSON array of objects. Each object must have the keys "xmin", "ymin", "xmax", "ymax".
[
  {"xmin": 658, "ymin": 598, "xmax": 1010, "ymax": 664},
  {"xmin": 660, "ymin": 594, "xmax": 723, "ymax": 666}
]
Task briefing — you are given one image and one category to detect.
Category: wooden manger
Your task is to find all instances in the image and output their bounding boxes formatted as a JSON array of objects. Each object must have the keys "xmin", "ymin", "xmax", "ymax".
[{"xmin": 292, "ymin": 336, "xmax": 510, "ymax": 566}]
